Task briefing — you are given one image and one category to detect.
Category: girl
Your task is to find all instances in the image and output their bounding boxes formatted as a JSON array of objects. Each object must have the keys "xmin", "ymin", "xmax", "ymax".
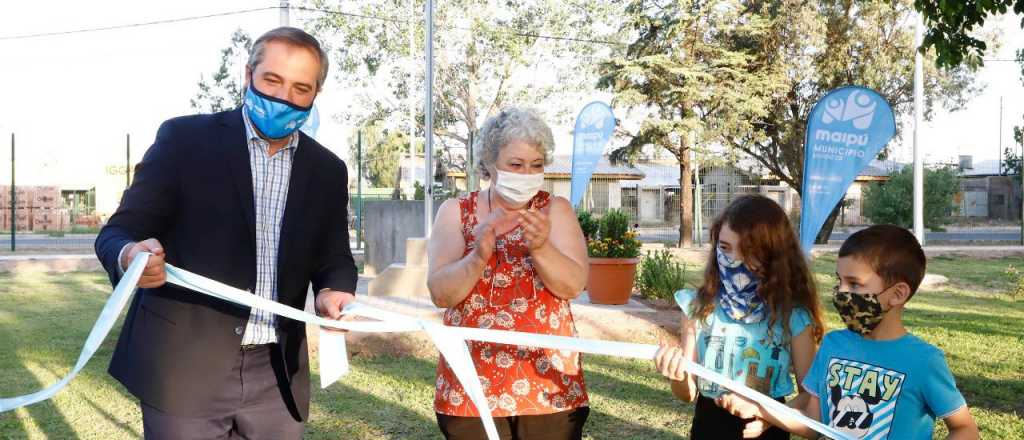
[{"xmin": 654, "ymin": 194, "xmax": 825, "ymax": 439}]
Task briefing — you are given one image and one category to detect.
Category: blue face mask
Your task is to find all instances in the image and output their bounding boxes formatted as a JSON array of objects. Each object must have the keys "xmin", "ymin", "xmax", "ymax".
[
  {"xmin": 715, "ymin": 247, "xmax": 766, "ymax": 323},
  {"xmin": 243, "ymin": 83, "xmax": 312, "ymax": 139}
]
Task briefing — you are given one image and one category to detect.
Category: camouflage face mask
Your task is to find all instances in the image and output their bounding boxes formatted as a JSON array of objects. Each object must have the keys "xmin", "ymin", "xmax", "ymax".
[{"xmin": 831, "ymin": 285, "xmax": 890, "ymax": 336}]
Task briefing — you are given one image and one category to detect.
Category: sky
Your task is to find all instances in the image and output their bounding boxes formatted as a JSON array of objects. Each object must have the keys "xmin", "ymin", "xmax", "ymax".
[{"xmin": 0, "ymin": 1, "xmax": 1022, "ymax": 187}]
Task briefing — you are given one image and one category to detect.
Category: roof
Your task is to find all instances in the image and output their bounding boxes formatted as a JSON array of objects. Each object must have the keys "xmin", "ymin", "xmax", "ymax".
[
  {"xmin": 960, "ymin": 159, "xmax": 1001, "ymax": 177},
  {"xmin": 619, "ymin": 159, "xmax": 902, "ymax": 188},
  {"xmin": 621, "ymin": 163, "xmax": 682, "ymax": 187},
  {"xmin": 543, "ymin": 155, "xmax": 645, "ymax": 180},
  {"xmin": 855, "ymin": 160, "xmax": 900, "ymax": 181}
]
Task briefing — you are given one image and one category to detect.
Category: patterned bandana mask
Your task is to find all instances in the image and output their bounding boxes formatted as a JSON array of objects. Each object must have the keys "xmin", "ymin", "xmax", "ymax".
[
  {"xmin": 715, "ymin": 248, "xmax": 766, "ymax": 323},
  {"xmin": 832, "ymin": 286, "xmax": 888, "ymax": 336}
]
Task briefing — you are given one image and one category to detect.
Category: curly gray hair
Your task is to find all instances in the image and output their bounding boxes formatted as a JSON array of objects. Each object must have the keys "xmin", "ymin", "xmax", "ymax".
[{"xmin": 474, "ymin": 107, "xmax": 555, "ymax": 180}]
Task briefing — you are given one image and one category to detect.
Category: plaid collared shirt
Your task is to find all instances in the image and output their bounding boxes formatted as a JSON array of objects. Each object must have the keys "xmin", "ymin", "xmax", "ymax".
[{"xmin": 240, "ymin": 111, "xmax": 299, "ymax": 345}]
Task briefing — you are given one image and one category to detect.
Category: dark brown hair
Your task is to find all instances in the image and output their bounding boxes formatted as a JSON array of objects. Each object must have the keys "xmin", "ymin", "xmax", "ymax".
[
  {"xmin": 693, "ymin": 195, "xmax": 825, "ymax": 343},
  {"xmin": 248, "ymin": 27, "xmax": 329, "ymax": 90},
  {"xmin": 838, "ymin": 224, "xmax": 927, "ymax": 297}
]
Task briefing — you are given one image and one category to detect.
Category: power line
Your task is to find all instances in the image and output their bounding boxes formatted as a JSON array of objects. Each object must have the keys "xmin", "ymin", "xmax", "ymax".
[
  {"xmin": 0, "ymin": 4, "xmax": 626, "ymax": 48},
  {"xmin": 293, "ymin": 6, "xmax": 627, "ymax": 47},
  {"xmin": 0, "ymin": 7, "xmax": 276, "ymax": 41}
]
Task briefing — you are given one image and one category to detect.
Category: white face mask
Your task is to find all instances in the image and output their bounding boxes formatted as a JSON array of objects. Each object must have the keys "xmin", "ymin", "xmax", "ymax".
[{"xmin": 493, "ymin": 169, "xmax": 544, "ymax": 205}]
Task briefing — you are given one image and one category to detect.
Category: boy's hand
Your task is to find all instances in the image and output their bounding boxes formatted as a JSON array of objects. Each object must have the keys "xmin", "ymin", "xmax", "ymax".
[
  {"xmin": 742, "ymin": 418, "xmax": 770, "ymax": 439},
  {"xmin": 716, "ymin": 393, "xmax": 762, "ymax": 420}
]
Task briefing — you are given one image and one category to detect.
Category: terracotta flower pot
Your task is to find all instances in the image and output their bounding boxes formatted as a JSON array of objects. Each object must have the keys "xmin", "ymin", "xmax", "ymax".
[{"xmin": 587, "ymin": 257, "xmax": 639, "ymax": 305}]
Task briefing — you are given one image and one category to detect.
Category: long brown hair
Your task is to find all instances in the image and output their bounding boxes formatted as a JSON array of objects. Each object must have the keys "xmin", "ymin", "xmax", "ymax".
[{"xmin": 692, "ymin": 195, "xmax": 824, "ymax": 344}]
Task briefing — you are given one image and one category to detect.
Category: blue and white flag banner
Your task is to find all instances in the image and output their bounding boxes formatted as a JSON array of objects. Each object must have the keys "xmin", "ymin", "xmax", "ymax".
[
  {"xmin": 570, "ymin": 102, "xmax": 616, "ymax": 208},
  {"xmin": 799, "ymin": 86, "xmax": 896, "ymax": 252},
  {"xmin": 0, "ymin": 253, "xmax": 852, "ymax": 440},
  {"xmin": 300, "ymin": 103, "xmax": 321, "ymax": 139}
]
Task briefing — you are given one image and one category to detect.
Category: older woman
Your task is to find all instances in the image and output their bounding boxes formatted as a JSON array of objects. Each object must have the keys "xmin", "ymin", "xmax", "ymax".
[{"xmin": 426, "ymin": 108, "xmax": 591, "ymax": 439}]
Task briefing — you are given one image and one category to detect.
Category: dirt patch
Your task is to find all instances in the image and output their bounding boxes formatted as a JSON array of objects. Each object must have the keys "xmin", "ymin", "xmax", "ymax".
[{"xmin": 307, "ymin": 326, "xmax": 439, "ymax": 359}]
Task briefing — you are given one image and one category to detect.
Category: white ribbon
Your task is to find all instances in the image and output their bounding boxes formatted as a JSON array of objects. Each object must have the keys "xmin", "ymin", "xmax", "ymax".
[{"xmin": 1, "ymin": 253, "xmax": 850, "ymax": 440}]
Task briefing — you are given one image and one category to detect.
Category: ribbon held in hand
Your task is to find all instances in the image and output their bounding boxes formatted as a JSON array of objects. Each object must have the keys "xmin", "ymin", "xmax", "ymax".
[{"xmin": 1, "ymin": 253, "xmax": 851, "ymax": 440}]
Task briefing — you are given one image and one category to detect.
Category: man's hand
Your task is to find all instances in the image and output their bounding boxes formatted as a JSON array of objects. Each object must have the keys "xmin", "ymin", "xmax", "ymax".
[
  {"xmin": 315, "ymin": 290, "xmax": 357, "ymax": 332},
  {"xmin": 122, "ymin": 238, "xmax": 166, "ymax": 288}
]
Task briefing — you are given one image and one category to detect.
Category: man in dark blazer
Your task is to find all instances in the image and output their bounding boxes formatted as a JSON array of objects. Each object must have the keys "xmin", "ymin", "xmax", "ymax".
[{"xmin": 95, "ymin": 27, "xmax": 356, "ymax": 440}]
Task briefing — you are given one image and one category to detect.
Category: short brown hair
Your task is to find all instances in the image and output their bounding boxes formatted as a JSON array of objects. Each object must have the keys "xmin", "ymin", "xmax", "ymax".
[
  {"xmin": 247, "ymin": 27, "xmax": 329, "ymax": 90},
  {"xmin": 838, "ymin": 225, "xmax": 927, "ymax": 296}
]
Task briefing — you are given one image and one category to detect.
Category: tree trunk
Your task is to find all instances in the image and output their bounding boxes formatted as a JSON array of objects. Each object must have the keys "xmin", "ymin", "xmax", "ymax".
[
  {"xmin": 391, "ymin": 164, "xmax": 404, "ymax": 200},
  {"xmin": 814, "ymin": 196, "xmax": 844, "ymax": 244},
  {"xmin": 679, "ymin": 145, "xmax": 694, "ymax": 248}
]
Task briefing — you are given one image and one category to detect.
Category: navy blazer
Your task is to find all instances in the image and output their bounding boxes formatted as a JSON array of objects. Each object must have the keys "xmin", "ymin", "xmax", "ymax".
[{"xmin": 95, "ymin": 108, "xmax": 357, "ymax": 420}]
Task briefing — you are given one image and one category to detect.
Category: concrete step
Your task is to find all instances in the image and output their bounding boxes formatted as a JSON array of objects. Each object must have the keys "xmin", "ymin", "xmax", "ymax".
[
  {"xmin": 405, "ymin": 237, "xmax": 428, "ymax": 267},
  {"xmin": 367, "ymin": 263, "xmax": 429, "ymax": 298}
]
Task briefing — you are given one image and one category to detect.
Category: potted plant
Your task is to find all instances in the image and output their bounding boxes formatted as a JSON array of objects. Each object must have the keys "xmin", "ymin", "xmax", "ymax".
[{"xmin": 580, "ymin": 209, "xmax": 641, "ymax": 305}]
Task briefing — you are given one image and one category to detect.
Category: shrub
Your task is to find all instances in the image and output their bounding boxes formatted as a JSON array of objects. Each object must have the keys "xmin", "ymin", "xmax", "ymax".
[
  {"xmin": 1005, "ymin": 265, "xmax": 1024, "ymax": 299},
  {"xmin": 636, "ymin": 249, "xmax": 688, "ymax": 299},
  {"xmin": 577, "ymin": 211, "xmax": 600, "ymax": 241},
  {"xmin": 861, "ymin": 165, "xmax": 959, "ymax": 230},
  {"xmin": 585, "ymin": 209, "xmax": 641, "ymax": 258}
]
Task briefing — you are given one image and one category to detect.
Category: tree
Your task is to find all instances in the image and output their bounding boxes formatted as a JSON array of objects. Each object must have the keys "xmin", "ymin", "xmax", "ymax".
[
  {"xmin": 721, "ymin": 0, "xmax": 981, "ymax": 243},
  {"xmin": 191, "ymin": 29, "xmax": 252, "ymax": 114},
  {"xmin": 862, "ymin": 165, "xmax": 959, "ymax": 230},
  {"xmin": 1002, "ymin": 147, "xmax": 1022, "ymax": 184},
  {"xmin": 360, "ymin": 120, "xmax": 412, "ymax": 191},
  {"xmin": 305, "ymin": 0, "xmax": 620, "ymax": 177},
  {"xmin": 598, "ymin": 0, "xmax": 780, "ymax": 247},
  {"xmin": 914, "ymin": 0, "xmax": 1024, "ymax": 68}
]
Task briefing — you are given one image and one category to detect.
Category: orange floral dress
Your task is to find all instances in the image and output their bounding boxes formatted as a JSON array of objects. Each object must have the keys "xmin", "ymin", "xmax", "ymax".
[{"xmin": 434, "ymin": 190, "xmax": 589, "ymax": 417}]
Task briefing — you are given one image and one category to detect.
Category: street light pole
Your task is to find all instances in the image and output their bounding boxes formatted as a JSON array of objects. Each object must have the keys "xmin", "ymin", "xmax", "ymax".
[
  {"xmin": 279, "ymin": 0, "xmax": 290, "ymax": 26},
  {"xmin": 423, "ymin": 0, "xmax": 435, "ymax": 236},
  {"xmin": 912, "ymin": 13, "xmax": 925, "ymax": 245},
  {"xmin": 10, "ymin": 133, "xmax": 15, "ymax": 251},
  {"xmin": 126, "ymin": 133, "xmax": 131, "ymax": 188}
]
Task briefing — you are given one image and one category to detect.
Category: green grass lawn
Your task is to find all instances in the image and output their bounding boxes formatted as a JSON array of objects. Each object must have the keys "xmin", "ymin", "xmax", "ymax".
[{"xmin": 2, "ymin": 255, "xmax": 1023, "ymax": 439}]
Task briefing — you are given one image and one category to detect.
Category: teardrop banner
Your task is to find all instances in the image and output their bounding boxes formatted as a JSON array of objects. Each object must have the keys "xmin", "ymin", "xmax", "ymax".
[
  {"xmin": 570, "ymin": 102, "xmax": 616, "ymax": 208},
  {"xmin": 799, "ymin": 86, "xmax": 896, "ymax": 252}
]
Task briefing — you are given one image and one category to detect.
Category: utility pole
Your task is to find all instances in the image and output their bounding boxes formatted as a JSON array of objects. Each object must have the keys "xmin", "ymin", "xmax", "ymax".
[
  {"xmin": 912, "ymin": 13, "xmax": 925, "ymax": 245},
  {"xmin": 10, "ymin": 133, "xmax": 15, "ymax": 251},
  {"xmin": 423, "ymin": 0, "xmax": 435, "ymax": 236},
  {"xmin": 999, "ymin": 96, "xmax": 1004, "ymax": 174},
  {"xmin": 126, "ymin": 133, "xmax": 131, "ymax": 188},
  {"xmin": 468, "ymin": 131, "xmax": 477, "ymax": 191},
  {"xmin": 357, "ymin": 131, "xmax": 363, "ymax": 250},
  {"xmin": 279, "ymin": 0, "xmax": 289, "ymax": 26},
  {"xmin": 408, "ymin": 0, "xmax": 416, "ymax": 198}
]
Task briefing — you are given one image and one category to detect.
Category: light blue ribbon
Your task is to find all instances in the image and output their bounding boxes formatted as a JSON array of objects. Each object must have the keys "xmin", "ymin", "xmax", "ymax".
[{"xmin": 0, "ymin": 253, "xmax": 851, "ymax": 440}]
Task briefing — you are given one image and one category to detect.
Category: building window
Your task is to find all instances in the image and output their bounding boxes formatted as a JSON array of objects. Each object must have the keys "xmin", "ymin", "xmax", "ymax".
[{"xmin": 621, "ymin": 187, "xmax": 639, "ymax": 222}]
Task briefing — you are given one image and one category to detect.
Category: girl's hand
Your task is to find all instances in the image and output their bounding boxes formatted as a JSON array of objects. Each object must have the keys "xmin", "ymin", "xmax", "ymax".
[
  {"xmin": 742, "ymin": 418, "xmax": 770, "ymax": 439},
  {"xmin": 654, "ymin": 342, "xmax": 688, "ymax": 382},
  {"xmin": 716, "ymin": 393, "xmax": 762, "ymax": 420}
]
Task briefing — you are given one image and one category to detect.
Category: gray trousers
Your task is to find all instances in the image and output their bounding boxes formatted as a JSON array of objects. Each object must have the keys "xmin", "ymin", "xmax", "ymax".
[{"xmin": 140, "ymin": 345, "xmax": 305, "ymax": 440}]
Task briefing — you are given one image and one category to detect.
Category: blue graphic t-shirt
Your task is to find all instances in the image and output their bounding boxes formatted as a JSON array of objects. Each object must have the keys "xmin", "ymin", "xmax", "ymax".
[
  {"xmin": 803, "ymin": 330, "xmax": 966, "ymax": 440},
  {"xmin": 675, "ymin": 289, "xmax": 812, "ymax": 399}
]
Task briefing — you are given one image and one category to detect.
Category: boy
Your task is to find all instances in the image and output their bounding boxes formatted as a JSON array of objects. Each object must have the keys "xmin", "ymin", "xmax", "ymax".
[{"xmin": 718, "ymin": 224, "xmax": 979, "ymax": 439}]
